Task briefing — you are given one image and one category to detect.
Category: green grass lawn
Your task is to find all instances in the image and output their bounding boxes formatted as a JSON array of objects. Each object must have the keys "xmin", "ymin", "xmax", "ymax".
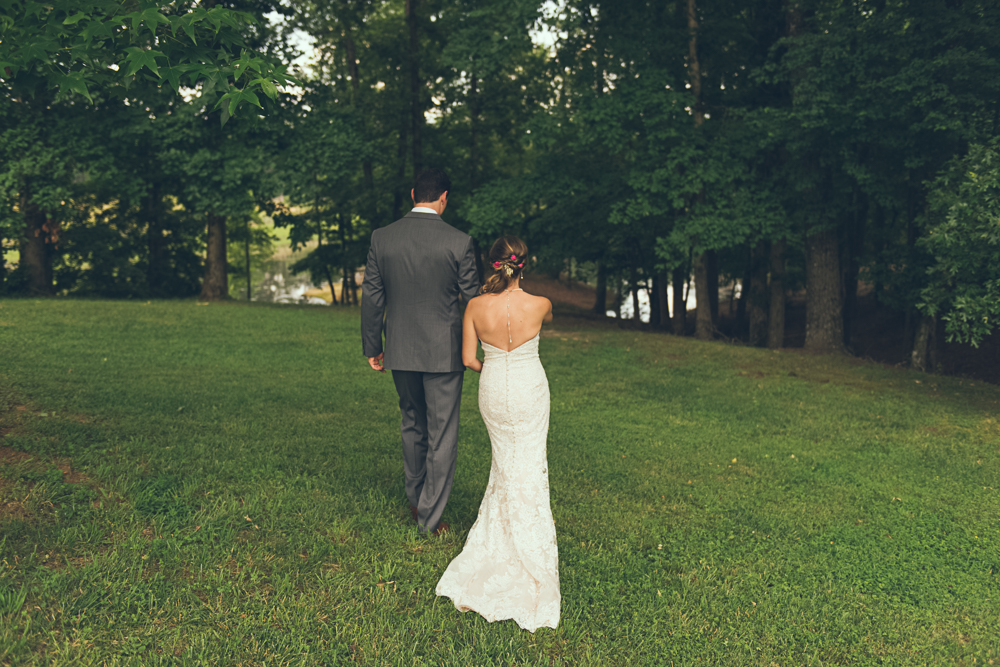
[{"xmin": 1, "ymin": 299, "xmax": 999, "ymax": 666}]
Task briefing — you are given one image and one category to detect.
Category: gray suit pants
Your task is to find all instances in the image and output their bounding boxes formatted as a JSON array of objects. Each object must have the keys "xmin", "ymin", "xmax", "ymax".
[{"xmin": 391, "ymin": 370, "xmax": 464, "ymax": 533}]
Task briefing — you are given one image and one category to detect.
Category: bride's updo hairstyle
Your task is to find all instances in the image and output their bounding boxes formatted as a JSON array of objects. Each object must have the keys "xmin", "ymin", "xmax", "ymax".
[{"xmin": 481, "ymin": 235, "xmax": 529, "ymax": 295}]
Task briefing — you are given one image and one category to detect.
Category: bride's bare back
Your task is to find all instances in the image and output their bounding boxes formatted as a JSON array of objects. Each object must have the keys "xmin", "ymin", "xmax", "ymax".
[{"xmin": 463, "ymin": 284, "xmax": 552, "ymax": 371}]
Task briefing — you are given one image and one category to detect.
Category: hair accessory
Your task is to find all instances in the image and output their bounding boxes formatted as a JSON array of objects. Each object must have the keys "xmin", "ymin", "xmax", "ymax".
[
  {"xmin": 493, "ymin": 261, "xmax": 501, "ymax": 268},
  {"xmin": 504, "ymin": 265, "xmax": 513, "ymax": 277},
  {"xmin": 510, "ymin": 254, "xmax": 516, "ymax": 260},
  {"xmin": 518, "ymin": 263, "xmax": 523, "ymax": 268}
]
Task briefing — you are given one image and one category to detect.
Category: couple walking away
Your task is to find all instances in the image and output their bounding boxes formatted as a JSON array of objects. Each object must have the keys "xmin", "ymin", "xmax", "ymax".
[{"xmin": 361, "ymin": 168, "xmax": 560, "ymax": 633}]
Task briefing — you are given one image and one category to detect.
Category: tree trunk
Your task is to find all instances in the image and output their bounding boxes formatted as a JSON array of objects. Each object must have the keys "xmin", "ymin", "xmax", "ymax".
[
  {"xmin": 672, "ymin": 266, "xmax": 687, "ymax": 335},
  {"xmin": 471, "ymin": 237, "xmax": 485, "ymax": 286},
  {"xmin": 686, "ymin": 0, "xmax": 704, "ymax": 127},
  {"xmin": 317, "ymin": 219, "xmax": 336, "ymax": 305},
  {"xmin": 245, "ymin": 223, "xmax": 252, "ymax": 301},
  {"xmin": 736, "ymin": 246, "xmax": 750, "ymax": 334},
  {"xmin": 470, "ymin": 71, "xmax": 480, "ymax": 191},
  {"xmin": 804, "ymin": 229, "xmax": 843, "ymax": 352},
  {"xmin": 729, "ymin": 275, "xmax": 738, "ymax": 325},
  {"xmin": 650, "ymin": 275, "xmax": 661, "ymax": 328},
  {"xmin": 392, "ymin": 115, "xmax": 409, "ymax": 221},
  {"xmin": 406, "ymin": 0, "xmax": 422, "ymax": 176},
  {"xmin": 341, "ymin": 264, "xmax": 349, "ymax": 306},
  {"xmin": 871, "ymin": 204, "xmax": 886, "ymax": 299},
  {"xmin": 911, "ymin": 315, "xmax": 934, "ymax": 372},
  {"xmin": 19, "ymin": 189, "xmax": 54, "ymax": 296},
  {"xmin": 843, "ymin": 191, "xmax": 867, "ymax": 348},
  {"xmin": 653, "ymin": 271, "xmax": 668, "ymax": 329},
  {"xmin": 347, "ymin": 266, "xmax": 359, "ymax": 305},
  {"xmin": 767, "ymin": 240, "xmax": 786, "ymax": 349},
  {"xmin": 338, "ymin": 220, "xmax": 349, "ymax": 306},
  {"xmin": 146, "ymin": 183, "xmax": 165, "ymax": 296},
  {"xmin": 345, "ymin": 31, "xmax": 360, "ymax": 103},
  {"xmin": 930, "ymin": 317, "xmax": 945, "ymax": 372},
  {"xmin": 615, "ymin": 276, "xmax": 625, "ymax": 320},
  {"xmin": 344, "ymin": 30, "xmax": 379, "ymax": 229},
  {"xmin": 0, "ymin": 233, "xmax": 6, "ymax": 294},
  {"xmin": 467, "ymin": 71, "xmax": 484, "ymax": 287},
  {"xmin": 630, "ymin": 269, "xmax": 641, "ymax": 323},
  {"xmin": 325, "ymin": 266, "xmax": 338, "ymax": 305},
  {"xmin": 901, "ymin": 208, "xmax": 919, "ymax": 356},
  {"xmin": 771, "ymin": 2, "xmax": 801, "ymax": 350},
  {"xmin": 200, "ymin": 214, "xmax": 228, "ymax": 300},
  {"xmin": 706, "ymin": 249, "xmax": 718, "ymax": 326},
  {"xmin": 748, "ymin": 240, "xmax": 769, "ymax": 346},
  {"xmin": 694, "ymin": 252, "xmax": 713, "ymax": 340},
  {"xmin": 688, "ymin": 0, "xmax": 713, "ymax": 340},
  {"xmin": 593, "ymin": 260, "xmax": 608, "ymax": 315}
]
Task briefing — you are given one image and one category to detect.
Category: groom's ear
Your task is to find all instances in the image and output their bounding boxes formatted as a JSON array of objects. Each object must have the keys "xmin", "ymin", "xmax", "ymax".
[{"xmin": 411, "ymin": 188, "xmax": 415, "ymax": 204}]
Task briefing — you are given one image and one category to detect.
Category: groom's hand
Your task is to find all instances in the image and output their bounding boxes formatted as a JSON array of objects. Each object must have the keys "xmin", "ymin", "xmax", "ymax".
[{"xmin": 368, "ymin": 354, "xmax": 385, "ymax": 373}]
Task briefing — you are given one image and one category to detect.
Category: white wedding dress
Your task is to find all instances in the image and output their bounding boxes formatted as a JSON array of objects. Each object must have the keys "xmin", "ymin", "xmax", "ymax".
[{"xmin": 435, "ymin": 326, "xmax": 560, "ymax": 632}]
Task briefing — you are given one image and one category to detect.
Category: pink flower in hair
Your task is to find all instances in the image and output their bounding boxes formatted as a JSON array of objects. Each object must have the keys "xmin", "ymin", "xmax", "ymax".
[
  {"xmin": 510, "ymin": 254, "xmax": 516, "ymax": 260},
  {"xmin": 493, "ymin": 261, "xmax": 501, "ymax": 268},
  {"xmin": 518, "ymin": 263, "xmax": 523, "ymax": 268}
]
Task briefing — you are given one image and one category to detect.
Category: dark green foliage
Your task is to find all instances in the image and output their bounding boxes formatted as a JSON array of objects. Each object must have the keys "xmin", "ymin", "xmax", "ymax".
[
  {"xmin": 920, "ymin": 141, "xmax": 1000, "ymax": 346},
  {"xmin": 0, "ymin": 0, "xmax": 294, "ymax": 114},
  {"xmin": 2, "ymin": 0, "xmax": 1000, "ymax": 364}
]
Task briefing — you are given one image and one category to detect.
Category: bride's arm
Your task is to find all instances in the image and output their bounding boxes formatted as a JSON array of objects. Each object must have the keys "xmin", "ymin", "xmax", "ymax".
[{"xmin": 462, "ymin": 301, "xmax": 483, "ymax": 373}]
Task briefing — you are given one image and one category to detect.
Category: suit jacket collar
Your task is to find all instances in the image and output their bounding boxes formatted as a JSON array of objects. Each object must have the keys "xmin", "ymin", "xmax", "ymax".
[{"xmin": 403, "ymin": 211, "xmax": 443, "ymax": 221}]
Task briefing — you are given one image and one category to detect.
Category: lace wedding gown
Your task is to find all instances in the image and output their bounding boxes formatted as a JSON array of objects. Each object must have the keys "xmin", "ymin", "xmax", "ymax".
[{"xmin": 435, "ymin": 330, "xmax": 560, "ymax": 632}]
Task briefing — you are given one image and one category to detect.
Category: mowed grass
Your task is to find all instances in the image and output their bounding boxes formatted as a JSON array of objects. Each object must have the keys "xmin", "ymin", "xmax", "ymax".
[{"xmin": 1, "ymin": 299, "xmax": 999, "ymax": 666}]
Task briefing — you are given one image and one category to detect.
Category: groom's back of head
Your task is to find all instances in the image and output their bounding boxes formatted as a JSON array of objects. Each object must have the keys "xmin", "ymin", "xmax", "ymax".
[{"xmin": 413, "ymin": 168, "xmax": 451, "ymax": 204}]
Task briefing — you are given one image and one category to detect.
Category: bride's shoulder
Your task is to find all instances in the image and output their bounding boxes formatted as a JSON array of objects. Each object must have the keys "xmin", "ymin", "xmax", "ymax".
[
  {"xmin": 471, "ymin": 291, "xmax": 500, "ymax": 304},
  {"xmin": 468, "ymin": 291, "xmax": 498, "ymax": 311},
  {"xmin": 526, "ymin": 293, "xmax": 552, "ymax": 308},
  {"xmin": 525, "ymin": 293, "xmax": 553, "ymax": 322}
]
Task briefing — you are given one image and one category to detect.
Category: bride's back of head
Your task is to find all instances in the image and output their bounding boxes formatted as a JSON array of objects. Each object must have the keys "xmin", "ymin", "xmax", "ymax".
[{"xmin": 482, "ymin": 236, "xmax": 529, "ymax": 295}]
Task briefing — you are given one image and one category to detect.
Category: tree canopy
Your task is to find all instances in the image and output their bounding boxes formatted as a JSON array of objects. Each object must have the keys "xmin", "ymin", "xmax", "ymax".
[{"xmin": 3, "ymin": 0, "xmax": 999, "ymax": 370}]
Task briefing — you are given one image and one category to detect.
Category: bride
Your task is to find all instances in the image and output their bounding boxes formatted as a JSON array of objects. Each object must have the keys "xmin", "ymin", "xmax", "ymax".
[{"xmin": 435, "ymin": 235, "xmax": 560, "ymax": 633}]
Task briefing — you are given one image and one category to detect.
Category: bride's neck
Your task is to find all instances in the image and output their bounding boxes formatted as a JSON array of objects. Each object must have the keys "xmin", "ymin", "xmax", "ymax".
[{"xmin": 506, "ymin": 279, "xmax": 521, "ymax": 291}]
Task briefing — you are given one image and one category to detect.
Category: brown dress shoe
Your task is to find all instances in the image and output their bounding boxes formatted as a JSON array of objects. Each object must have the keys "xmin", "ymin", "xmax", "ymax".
[
  {"xmin": 432, "ymin": 521, "xmax": 449, "ymax": 536},
  {"xmin": 410, "ymin": 505, "xmax": 418, "ymax": 523}
]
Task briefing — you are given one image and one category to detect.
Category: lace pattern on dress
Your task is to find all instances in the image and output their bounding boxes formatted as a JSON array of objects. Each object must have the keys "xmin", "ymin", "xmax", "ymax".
[{"xmin": 435, "ymin": 332, "xmax": 560, "ymax": 632}]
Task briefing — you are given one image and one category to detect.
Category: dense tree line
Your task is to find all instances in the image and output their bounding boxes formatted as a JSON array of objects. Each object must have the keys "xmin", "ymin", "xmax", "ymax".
[{"xmin": 2, "ymin": 0, "xmax": 999, "ymax": 367}]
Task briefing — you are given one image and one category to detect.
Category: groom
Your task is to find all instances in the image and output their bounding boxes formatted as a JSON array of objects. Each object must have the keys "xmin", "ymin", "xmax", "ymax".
[{"xmin": 361, "ymin": 168, "xmax": 480, "ymax": 535}]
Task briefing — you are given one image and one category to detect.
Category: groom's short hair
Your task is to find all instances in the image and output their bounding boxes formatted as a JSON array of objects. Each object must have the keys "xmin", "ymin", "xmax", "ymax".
[{"xmin": 413, "ymin": 168, "xmax": 451, "ymax": 204}]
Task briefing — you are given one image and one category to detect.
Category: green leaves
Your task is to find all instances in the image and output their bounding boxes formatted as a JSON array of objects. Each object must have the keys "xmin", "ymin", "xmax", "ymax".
[
  {"xmin": 219, "ymin": 88, "xmax": 262, "ymax": 117},
  {"xmin": 62, "ymin": 12, "xmax": 87, "ymax": 26},
  {"xmin": 121, "ymin": 47, "xmax": 164, "ymax": 79},
  {"xmin": 232, "ymin": 50, "xmax": 255, "ymax": 82},
  {"xmin": 168, "ymin": 15, "xmax": 199, "ymax": 45},
  {"xmin": 162, "ymin": 66, "xmax": 182, "ymax": 93},
  {"xmin": 209, "ymin": 48, "xmax": 295, "ymax": 123},
  {"xmin": 57, "ymin": 71, "xmax": 93, "ymax": 102},
  {"xmin": 1, "ymin": 0, "xmax": 294, "ymax": 119},
  {"xmin": 919, "ymin": 142, "xmax": 1000, "ymax": 347}
]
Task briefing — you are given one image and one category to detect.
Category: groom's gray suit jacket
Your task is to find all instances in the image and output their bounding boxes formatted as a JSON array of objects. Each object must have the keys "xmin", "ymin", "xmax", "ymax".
[{"xmin": 361, "ymin": 211, "xmax": 480, "ymax": 372}]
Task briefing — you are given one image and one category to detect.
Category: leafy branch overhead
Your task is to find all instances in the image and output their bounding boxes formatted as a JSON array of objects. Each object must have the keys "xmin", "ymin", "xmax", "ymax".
[{"xmin": 0, "ymin": 0, "xmax": 296, "ymax": 118}]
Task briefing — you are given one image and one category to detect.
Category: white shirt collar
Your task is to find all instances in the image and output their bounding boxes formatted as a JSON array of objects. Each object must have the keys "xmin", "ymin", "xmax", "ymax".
[{"xmin": 411, "ymin": 206, "xmax": 438, "ymax": 214}]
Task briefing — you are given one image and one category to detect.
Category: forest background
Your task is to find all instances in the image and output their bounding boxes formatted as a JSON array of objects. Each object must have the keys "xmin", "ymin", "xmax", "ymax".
[{"xmin": 3, "ymin": 0, "xmax": 1000, "ymax": 378}]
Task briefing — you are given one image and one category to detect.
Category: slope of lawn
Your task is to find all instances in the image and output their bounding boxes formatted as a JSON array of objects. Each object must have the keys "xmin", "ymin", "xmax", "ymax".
[{"xmin": 0, "ymin": 298, "xmax": 998, "ymax": 666}]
